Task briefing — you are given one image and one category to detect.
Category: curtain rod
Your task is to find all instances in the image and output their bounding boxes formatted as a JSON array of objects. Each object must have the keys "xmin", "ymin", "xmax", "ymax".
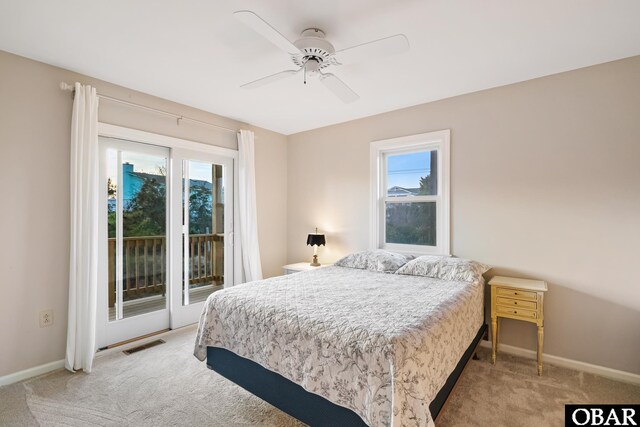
[{"xmin": 60, "ymin": 82, "xmax": 238, "ymax": 134}]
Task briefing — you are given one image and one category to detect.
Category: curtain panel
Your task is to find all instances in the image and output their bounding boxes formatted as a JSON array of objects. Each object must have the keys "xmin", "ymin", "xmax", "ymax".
[
  {"xmin": 237, "ymin": 129, "xmax": 263, "ymax": 283},
  {"xmin": 66, "ymin": 83, "xmax": 99, "ymax": 373}
]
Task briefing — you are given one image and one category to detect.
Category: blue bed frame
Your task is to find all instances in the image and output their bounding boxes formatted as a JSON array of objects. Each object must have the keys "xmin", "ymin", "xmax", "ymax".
[{"xmin": 206, "ymin": 324, "xmax": 487, "ymax": 426}]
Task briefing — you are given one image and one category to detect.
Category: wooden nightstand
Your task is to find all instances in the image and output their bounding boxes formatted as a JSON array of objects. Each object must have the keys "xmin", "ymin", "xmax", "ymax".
[
  {"xmin": 489, "ymin": 275, "xmax": 548, "ymax": 375},
  {"xmin": 282, "ymin": 262, "xmax": 330, "ymax": 275}
]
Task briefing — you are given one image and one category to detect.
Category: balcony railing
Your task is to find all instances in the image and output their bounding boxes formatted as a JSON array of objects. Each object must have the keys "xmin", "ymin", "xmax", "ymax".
[{"xmin": 108, "ymin": 233, "xmax": 223, "ymax": 307}]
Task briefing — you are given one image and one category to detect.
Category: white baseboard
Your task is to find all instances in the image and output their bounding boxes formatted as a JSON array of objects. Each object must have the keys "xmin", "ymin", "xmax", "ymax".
[
  {"xmin": 478, "ymin": 340, "xmax": 640, "ymax": 386},
  {"xmin": 0, "ymin": 359, "xmax": 65, "ymax": 387}
]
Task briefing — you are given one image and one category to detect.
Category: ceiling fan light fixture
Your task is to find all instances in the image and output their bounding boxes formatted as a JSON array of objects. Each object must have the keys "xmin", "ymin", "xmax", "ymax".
[{"xmin": 304, "ymin": 58, "xmax": 321, "ymax": 73}]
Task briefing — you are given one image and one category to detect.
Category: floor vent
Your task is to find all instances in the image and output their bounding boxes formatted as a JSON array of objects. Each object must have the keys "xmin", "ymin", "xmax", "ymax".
[{"xmin": 123, "ymin": 339, "xmax": 165, "ymax": 355}]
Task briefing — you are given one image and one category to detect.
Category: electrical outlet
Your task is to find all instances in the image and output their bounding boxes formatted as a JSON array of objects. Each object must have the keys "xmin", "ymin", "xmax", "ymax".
[{"xmin": 39, "ymin": 309, "xmax": 54, "ymax": 328}]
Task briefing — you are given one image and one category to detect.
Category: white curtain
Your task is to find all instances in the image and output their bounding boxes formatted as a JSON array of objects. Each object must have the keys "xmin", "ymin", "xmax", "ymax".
[
  {"xmin": 66, "ymin": 83, "xmax": 99, "ymax": 373},
  {"xmin": 237, "ymin": 130, "xmax": 263, "ymax": 282}
]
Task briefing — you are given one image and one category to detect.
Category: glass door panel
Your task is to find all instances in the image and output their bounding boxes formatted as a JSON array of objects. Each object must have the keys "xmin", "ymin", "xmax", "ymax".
[
  {"xmin": 101, "ymin": 138, "xmax": 170, "ymax": 344},
  {"xmin": 169, "ymin": 148, "xmax": 233, "ymax": 329},
  {"xmin": 183, "ymin": 160, "xmax": 225, "ymax": 306}
]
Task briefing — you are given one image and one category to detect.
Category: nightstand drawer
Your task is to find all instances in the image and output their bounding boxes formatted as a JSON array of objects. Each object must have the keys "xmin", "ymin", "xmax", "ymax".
[
  {"xmin": 496, "ymin": 287, "xmax": 537, "ymax": 301},
  {"xmin": 496, "ymin": 296, "xmax": 537, "ymax": 310},
  {"xmin": 496, "ymin": 305, "xmax": 537, "ymax": 319}
]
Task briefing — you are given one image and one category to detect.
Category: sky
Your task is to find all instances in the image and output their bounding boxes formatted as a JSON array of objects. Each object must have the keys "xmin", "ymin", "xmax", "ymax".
[
  {"xmin": 387, "ymin": 151, "xmax": 432, "ymax": 189},
  {"xmin": 106, "ymin": 150, "xmax": 217, "ymax": 184}
]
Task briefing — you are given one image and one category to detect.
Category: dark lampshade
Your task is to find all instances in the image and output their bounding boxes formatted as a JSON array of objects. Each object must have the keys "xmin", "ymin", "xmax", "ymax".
[
  {"xmin": 306, "ymin": 233, "xmax": 326, "ymax": 247},
  {"xmin": 306, "ymin": 228, "xmax": 325, "ymax": 267}
]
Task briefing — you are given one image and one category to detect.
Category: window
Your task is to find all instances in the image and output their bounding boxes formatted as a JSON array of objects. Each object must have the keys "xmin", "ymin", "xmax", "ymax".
[{"xmin": 370, "ymin": 130, "xmax": 450, "ymax": 255}]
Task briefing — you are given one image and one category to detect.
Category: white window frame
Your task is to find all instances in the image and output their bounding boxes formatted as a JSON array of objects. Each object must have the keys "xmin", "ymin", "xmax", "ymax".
[{"xmin": 369, "ymin": 130, "xmax": 450, "ymax": 255}]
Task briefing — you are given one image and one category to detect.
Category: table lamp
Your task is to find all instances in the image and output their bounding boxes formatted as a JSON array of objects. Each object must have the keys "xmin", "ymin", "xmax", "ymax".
[{"xmin": 306, "ymin": 228, "xmax": 326, "ymax": 267}]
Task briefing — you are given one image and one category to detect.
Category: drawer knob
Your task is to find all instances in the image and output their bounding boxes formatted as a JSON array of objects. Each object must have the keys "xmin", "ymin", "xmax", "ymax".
[
  {"xmin": 514, "ymin": 311, "xmax": 517, "ymax": 314},
  {"xmin": 514, "ymin": 292, "xmax": 519, "ymax": 295},
  {"xmin": 514, "ymin": 302, "xmax": 518, "ymax": 305}
]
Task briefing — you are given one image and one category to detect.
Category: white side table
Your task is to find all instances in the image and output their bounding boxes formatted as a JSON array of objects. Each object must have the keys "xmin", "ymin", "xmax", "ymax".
[{"xmin": 283, "ymin": 262, "xmax": 330, "ymax": 275}]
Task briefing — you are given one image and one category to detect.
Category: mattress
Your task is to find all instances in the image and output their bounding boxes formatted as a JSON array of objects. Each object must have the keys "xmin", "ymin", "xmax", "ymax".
[{"xmin": 194, "ymin": 266, "xmax": 484, "ymax": 427}]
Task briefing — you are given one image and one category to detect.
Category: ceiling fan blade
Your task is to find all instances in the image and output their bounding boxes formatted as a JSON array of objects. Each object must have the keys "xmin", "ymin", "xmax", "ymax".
[
  {"xmin": 241, "ymin": 69, "xmax": 300, "ymax": 89},
  {"xmin": 234, "ymin": 10, "xmax": 299, "ymax": 54},
  {"xmin": 319, "ymin": 73, "xmax": 359, "ymax": 103},
  {"xmin": 334, "ymin": 34, "xmax": 409, "ymax": 65}
]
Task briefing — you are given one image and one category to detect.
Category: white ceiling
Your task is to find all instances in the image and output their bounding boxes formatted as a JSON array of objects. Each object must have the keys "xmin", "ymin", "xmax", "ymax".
[{"xmin": 1, "ymin": 0, "xmax": 639, "ymax": 135}]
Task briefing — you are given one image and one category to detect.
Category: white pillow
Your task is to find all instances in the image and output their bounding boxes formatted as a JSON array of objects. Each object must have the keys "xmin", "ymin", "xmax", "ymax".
[
  {"xmin": 335, "ymin": 250, "xmax": 411, "ymax": 273},
  {"xmin": 395, "ymin": 255, "xmax": 490, "ymax": 282}
]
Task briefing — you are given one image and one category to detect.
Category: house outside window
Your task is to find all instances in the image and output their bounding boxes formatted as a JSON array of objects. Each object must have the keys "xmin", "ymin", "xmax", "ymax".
[{"xmin": 370, "ymin": 130, "xmax": 450, "ymax": 255}]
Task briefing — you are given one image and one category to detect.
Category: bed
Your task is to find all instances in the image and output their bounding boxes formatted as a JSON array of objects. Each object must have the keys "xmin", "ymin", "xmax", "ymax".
[{"xmin": 194, "ymin": 263, "xmax": 486, "ymax": 427}]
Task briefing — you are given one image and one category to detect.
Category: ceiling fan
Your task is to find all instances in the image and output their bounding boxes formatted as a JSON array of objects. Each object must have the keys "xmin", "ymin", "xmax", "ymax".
[{"xmin": 234, "ymin": 10, "xmax": 410, "ymax": 103}]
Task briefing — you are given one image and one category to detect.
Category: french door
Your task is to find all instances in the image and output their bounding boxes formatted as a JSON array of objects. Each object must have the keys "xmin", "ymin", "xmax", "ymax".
[
  {"xmin": 97, "ymin": 127, "xmax": 235, "ymax": 348},
  {"xmin": 170, "ymin": 148, "xmax": 234, "ymax": 329}
]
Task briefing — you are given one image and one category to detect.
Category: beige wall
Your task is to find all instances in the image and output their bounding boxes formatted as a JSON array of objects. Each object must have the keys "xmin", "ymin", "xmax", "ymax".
[
  {"xmin": 2, "ymin": 47, "xmax": 638, "ymax": 379},
  {"xmin": 287, "ymin": 56, "xmax": 640, "ymax": 374},
  {"xmin": 250, "ymin": 124, "xmax": 288, "ymax": 278},
  {"xmin": 0, "ymin": 50, "xmax": 287, "ymax": 377}
]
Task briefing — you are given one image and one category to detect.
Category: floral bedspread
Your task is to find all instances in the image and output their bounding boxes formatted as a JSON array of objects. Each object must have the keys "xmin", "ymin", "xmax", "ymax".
[{"xmin": 194, "ymin": 266, "xmax": 484, "ymax": 427}]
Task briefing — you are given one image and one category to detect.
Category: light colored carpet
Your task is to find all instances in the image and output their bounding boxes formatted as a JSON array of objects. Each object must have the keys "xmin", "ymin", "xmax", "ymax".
[{"xmin": 1, "ymin": 326, "xmax": 638, "ymax": 426}]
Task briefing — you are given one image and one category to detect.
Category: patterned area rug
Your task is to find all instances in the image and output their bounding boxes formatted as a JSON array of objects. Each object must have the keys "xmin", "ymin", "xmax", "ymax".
[{"xmin": 0, "ymin": 326, "xmax": 638, "ymax": 426}]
